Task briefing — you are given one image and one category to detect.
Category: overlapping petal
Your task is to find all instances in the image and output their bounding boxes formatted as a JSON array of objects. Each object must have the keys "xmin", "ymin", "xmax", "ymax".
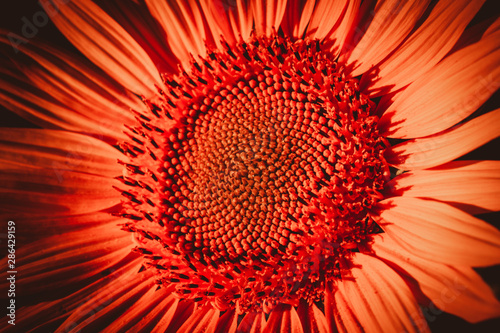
[
  {"xmin": 332, "ymin": 253, "xmax": 429, "ymax": 332},
  {"xmin": 264, "ymin": 304, "xmax": 305, "ymax": 333},
  {"xmin": 374, "ymin": 197, "xmax": 500, "ymax": 267},
  {"xmin": 297, "ymin": 301, "xmax": 329, "ymax": 333},
  {"xmin": 379, "ymin": 30, "xmax": 500, "ymax": 139},
  {"xmin": 385, "ymin": 160, "xmax": 500, "ymax": 214},
  {"xmin": 0, "ymin": 128, "xmax": 122, "ymax": 176},
  {"xmin": 0, "ymin": 256, "xmax": 142, "ymax": 332},
  {"xmin": 372, "ymin": 234, "xmax": 500, "ymax": 323},
  {"xmin": 348, "ymin": 0, "xmax": 431, "ymax": 77},
  {"xmin": 251, "ymin": 0, "xmax": 288, "ymax": 36},
  {"xmin": 145, "ymin": 0, "xmax": 214, "ymax": 67},
  {"xmin": 176, "ymin": 307, "xmax": 220, "ymax": 333},
  {"xmin": 56, "ymin": 272, "xmax": 157, "ymax": 332},
  {"xmin": 366, "ymin": 0, "xmax": 486, "ymax": 95},
  {"xmin": 386, "ymin": 109, "xmax": 500, "ymax": 169},
  {"xmin": 40, "ymin": 0, "xmax": 162, "ymax": 96}
]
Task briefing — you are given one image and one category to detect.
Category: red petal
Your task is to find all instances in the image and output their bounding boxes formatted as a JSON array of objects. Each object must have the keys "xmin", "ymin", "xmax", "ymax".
[
  {"xmin": 328, "ymin": 0, "xmax": 362, "ymax": 57},
  {"xmin": 0, "ymin": 129, "xmax": 122, "ymax": 177},
  {"xmin": 237, "ymin": 311, "xmax": 266, "ymax": 333},
  {"xmin": 297, "ymin": 300, "xmax": 329, "ymax": 333},
  {"xmin": 198, "ymin": 0, "xmax": 251, "ymax": 46},
  {"xmin": 281, "ymin": 0, "xmax": 316, "ymax": 38},
  {"xmin": 251, "ymin": 0, "xmax": 288, "ymax": 36},
  {"xmin": 386, "ymin": 109, "xmax": 500, "ymax": 169},
  {"xmin": 40, "ymin": 0, "xmax": 161, "ymax": 96},
  {"xmin": 305, "ymin": 0, "xmax": 350, "ymax": 41},
  {"xmin": 5, "ymin": 257, "xmax": 143, "ymax": 332},
  {"xmin": 94, "ymin": 0, "xmax": 179, "ymax": 75},
  {"xmin": 177, "ymin": 307, "xmax": 220, "ymax": 333},
  {"xmin": 372, "ymin": 234, "xmax": 500, "ymax": 323},
  {"xmin": 0, "ymin": 167, "xmax": 119, "ymax": 216},
  {"xmin": 145, "ymin": 0, "xmax": 214, "ymax": 66},
  {"xmin": 57, "ymin": 275, "xmax": 157, "ymax": 332},
  {"xmin": 375, "ymin": 197, "xmax": 500, "ymax": 267},
  {"xmin": 103, "ymin": 290, "xmax": 178, "ymax": 332},
  {"xmin": 334, "ymin": 253, "xmax": 429, "ymax": 332},
  {"xmin": 379, "ymin": 31, "xmax": 500, "ymax": 139},
  {"xmin": 1, "ymin": 221, "xmax": 131, "ymax": 294},
  {"xmin": 264, "ymin": 304, "xmax": 304, "ymax": 333},
  {"xmin": 367, "ymin": 0, "xmax": 486, "ymax": 95},
  {"xmin": 157, "ymin": 300, "xmax": 195, "ymax": 333},
  {"xmin": 215, "ymin": 309, "xmax": 238, "ymax": 333},
  {"xmin": 348, "ymin": 0, "xmax": 431, "ymax": 76},
  {"xmin": 327, "ymin": 282, "xmax": 362, "ymax": 333},
  {"xmin": 386, "ymin": 160, "xmax": 500, "ymax": 214},
  {"xmin": 0, "ymin": 34, "xmax": 141, "ymax": 140},
  {"xmin": 148, "ymin": 298, "xmax": 180, "ymax": 333}
]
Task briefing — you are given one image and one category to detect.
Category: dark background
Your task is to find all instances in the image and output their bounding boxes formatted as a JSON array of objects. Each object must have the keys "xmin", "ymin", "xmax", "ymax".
[{"xmin": 0, "ymin": 0, "xmax": 499, "ymax": 332}]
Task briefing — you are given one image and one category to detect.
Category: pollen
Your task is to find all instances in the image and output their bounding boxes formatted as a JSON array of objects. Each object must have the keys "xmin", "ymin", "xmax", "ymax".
[{"xmin": 115, "ymin": 33, "xmax": 389, "ymax": 313}]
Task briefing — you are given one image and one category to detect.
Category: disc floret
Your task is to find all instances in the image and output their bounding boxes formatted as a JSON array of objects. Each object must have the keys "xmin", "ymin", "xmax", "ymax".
[{"xmin": 115, "ymin": 33, "xmax": 389, "ymax": 313}]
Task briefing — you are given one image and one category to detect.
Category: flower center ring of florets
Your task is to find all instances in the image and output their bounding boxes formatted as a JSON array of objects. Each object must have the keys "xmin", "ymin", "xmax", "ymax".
[{"xmin": 115, "ymin": 33, "xmax": 389, "ymax": 313}]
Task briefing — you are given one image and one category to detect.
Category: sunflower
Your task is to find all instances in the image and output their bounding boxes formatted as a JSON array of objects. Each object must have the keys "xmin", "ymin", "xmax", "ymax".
[{"xmin": 1, "ymin": 0, "xmax": 500, "ymax": 332}]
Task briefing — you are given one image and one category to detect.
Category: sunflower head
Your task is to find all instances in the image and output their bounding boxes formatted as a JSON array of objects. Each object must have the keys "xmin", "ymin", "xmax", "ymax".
[
  {"xmin": 115, "ymin": 31, "xmax": 390, "ymax": 313},
  {"xmin": 1, "ymin": 0, "xmax": 499, "ymax": 332}
]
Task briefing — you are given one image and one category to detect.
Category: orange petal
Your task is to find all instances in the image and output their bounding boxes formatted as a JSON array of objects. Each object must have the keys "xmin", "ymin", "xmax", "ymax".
[
  {"xmin": 6, "ymin": 257, "xmax": 143, "ymax": 332},
  {"xmin": 447, "ymin": 17, "xmax": 499, "ymax": 55},
  {"xmin": 264, "ymin": 304, "xmax": 304, "ymax": 333},
  {"xmin": 177, "ymin": 307, "xmax": 220, "ymax": 333},
  {"xmin": 372, "ymin": 234, "xmax": 500, "ymax": 323},
  {"xmin": 95, "ymin": 0, "xmax": 179, "ymax": 74},
  {"xmin": 484, "ymin": 16, "xmax": 500, "ymax": 37},
  {"xmin": 0, "ymin": 70, "xmax": 129, "ymax": 142},
  {"xmin": 154, "ymin": 300, "xmax": 195, "ymax": 333},
  {"xmin": 145, "ymin": 0, "xmax": 213, "ymax": 66},
  {"xmin": 17, "ymin": 248, "xmax": 128, "ymax": 299},
  {"xmin": 251, "ymin": 0, "xmax": 288, "ymax": 36},
  {"xmin": 334, "ymin": 253, "xmax": 429, "ymax": 332},
  {"xmin": 348, "ymin": 0, "xmax": 431, "ymax": 77},
  {"xmin": 375, "ymin": 197, "xmax": 500, "ymax": 267},
  {"xmin": 385, "ymin": 109, "xmax": 500, "ymax": 169},
  {"xmin": 27, "ymin": 67, "xmax": 134, "ymax": 141},
  {"xmin": 281, "ymin": 0, "xmax": 316, "ymax": 38},
  {"xmin": 385, "ymin": 160, "xmax": 500, "ymax": 214},
  {"xmin": 0, "ymin": 32, "xmax": 143, "ymax": 112},
  {"xmin": 0, "ymin": 212, "xmax": 121, "ymax": 246},
  {"xmin": 367, "ymin": 0, "xmax": 486, "ymax": 95},
  {"xmin": 106, "ymin": 292, "xmax": 178, "ymax": 333},
  {"xmin": 0, "ymin": 130, "xmax": 122, "ymax": 216},
  {"xmin": 0, "ymin": 222, "xmax": 131, "ymax": 299},
  {"xmin": 379, "ymin": 30, "xmax": 500, "ymax": 139},
  {"xmin": 328, "ymin": 0, "xmax": 361, "ymax": 57},
  {"xmin": 325, "ymin": 281, "xmax": 361, "ymax": 333},
  {"xmin": 8, "ymin": 222, "xmax": 129, "ymax": 278},
  {"xmin": 57, "ymin": 274, "xmax": 157, "ymax": 332},
  {"xmin": 232, "ymin": 0, "xmax": 254, "ymax": 41},
  {"xmin": 198, "ymin": 0, "xmax": 249, "ymax": 46},
  {"xmin": 0, "ymin": 167, "xmax": 119, "ymax": 216},
  {"xmin": 305, "ymin": 0, "xmax": 349, "ymax": 40},
  {"xmin": 0, "ymin": 129, "xmax": 122, "ymax": 177},
  {"xmin": 40, "ymin": 0, "xmax": 161, "ymax": 96},
  {"xmin": 237, "ymin": 311, "xmax": 266, "ymax": 333},
  {"xmin": 297, "ymin": 300, "xmax": 329, "ymax": 333},
  {"xmin": 215, "ymin": 309, "xmax": 238, "ymax": 333}
]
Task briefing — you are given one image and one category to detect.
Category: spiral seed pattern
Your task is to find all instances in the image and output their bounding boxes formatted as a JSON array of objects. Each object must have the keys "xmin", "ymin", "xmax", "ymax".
[{"xmin": 115, "ymin": 33, "xmax": 389, "ymax": 312}]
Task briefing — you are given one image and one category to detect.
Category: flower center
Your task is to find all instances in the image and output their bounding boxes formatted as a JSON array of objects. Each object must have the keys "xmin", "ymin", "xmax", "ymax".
[{"xmin": 115, "ymin": 33, "xmax": 389, "ymax": 312}]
